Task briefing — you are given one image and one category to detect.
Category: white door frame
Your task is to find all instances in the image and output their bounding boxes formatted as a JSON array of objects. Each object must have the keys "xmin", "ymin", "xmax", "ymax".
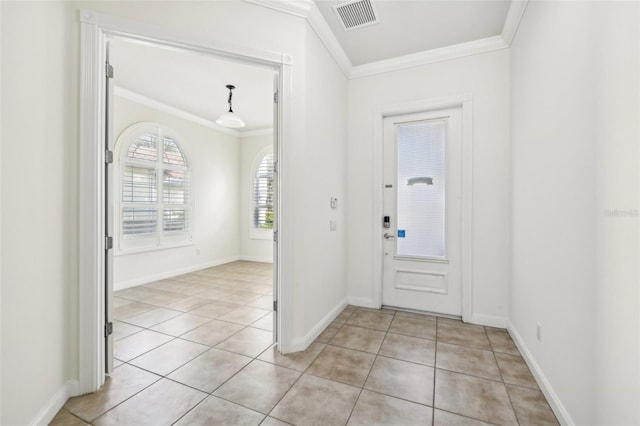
[
  {"xmin": 371, "ymin": 94, "xmax": 474, "ymax": 321},
  {"xmin": 78, "ymin": 10, "xmax": 294, "ymax": 394}
]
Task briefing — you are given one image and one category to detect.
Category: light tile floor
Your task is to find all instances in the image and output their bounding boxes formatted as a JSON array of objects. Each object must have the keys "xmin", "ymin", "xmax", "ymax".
[{"xmin": 51, "ymin": 261, "xmax": 558, "ymax": 426}]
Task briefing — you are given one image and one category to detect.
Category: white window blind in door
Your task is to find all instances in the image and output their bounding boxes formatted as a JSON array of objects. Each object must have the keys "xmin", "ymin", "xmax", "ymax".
[
  {"xmin": 396, "ymin": 119, "xmax": 447, "ymax": 259},
  {"xmin": 253, "ymin": 153, "xmax": 274, "ymax": 230}
]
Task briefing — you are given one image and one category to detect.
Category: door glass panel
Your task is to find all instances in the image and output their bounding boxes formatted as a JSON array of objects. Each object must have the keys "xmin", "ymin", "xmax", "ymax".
[{"xmin": 396, "ymin": 119, "xmax": 446, "ymax": 259}]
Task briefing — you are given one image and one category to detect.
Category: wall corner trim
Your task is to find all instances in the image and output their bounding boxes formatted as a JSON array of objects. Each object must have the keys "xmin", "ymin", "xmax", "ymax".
[
  {"xmin": 289, "ymin": 298, "xmax": 348, "ymax": 352},
  {"xmin": 29, "ymin": 380, "xmax": 80, "ymax": 426},
  {"xmin": 507, "ymin": 321, "xmax": 575, "ymax": 426},
  {"xmin": 501, "ymin": 0, "xmax": 529, "ymax": 46}
]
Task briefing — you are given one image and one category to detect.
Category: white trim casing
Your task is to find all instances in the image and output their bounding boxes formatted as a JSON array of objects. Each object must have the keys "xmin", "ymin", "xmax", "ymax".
[
  {"xmin": 371, "ymin": 94, "xmax": 474, "ymax": 323},
  {"xmin": 508, "ymin": 321, "xmax": 574, "ymax": 425},
  {"xmin": 29, "ymin": 381, "xmax": 79, "ymax": 426},
  {"xmin": 79, "ymin": 9, "xmax": 294, "ymax": 391},
  {"xmin": 290, "ymin": 298, "xmax": 348, "ymax": 352},
  {"xmin": 501, "ymin": 0, "xmax": 530, "ymax": 46}
]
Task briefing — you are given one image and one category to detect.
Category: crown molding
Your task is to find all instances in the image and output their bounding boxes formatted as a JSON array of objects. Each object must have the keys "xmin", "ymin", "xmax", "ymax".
[
  {"xmin": 502, "ymin": 0, "xmax": 529, "ymax": 45},
  {"xmin": 115, "ymin": 87, "xmax": 275, "ymax": 138},
  {"xmin": 244, "ymin": 0, "xmax": 528, "ymax": 80},
  {"xmin": 349, "ymin": 35, "xmax": 508, "ymax": 79},
  {"xmin": 244, "ymin": 0, "xmax": 352, "ymax": 76}
]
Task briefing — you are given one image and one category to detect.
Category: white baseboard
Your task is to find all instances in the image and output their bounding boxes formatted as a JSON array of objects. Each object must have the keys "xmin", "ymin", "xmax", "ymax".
[
  {"xmin": 290, "ymin": 297, "xmax": 348, "ymax": 352},
  {"xmin": 114, "ymin": 256, "xmax": 241, "ymax": 290},
  {"xmin": 239, "ymin": 255, "xmax": 273, "ymax": 264},
  {"xmin": 30, "ymin": 380, "xmax": 79, "ymax": 426},
  {"xmin": 507, "ymin": 321, "xmax": 574, "ymax": 426},
  {"xmin": 347, "ymin": 296, "xmax": 375, "ymax": 308},
  {"xmin": 470, "ymin": 313, "xmax": 508, "ymax": 328}
]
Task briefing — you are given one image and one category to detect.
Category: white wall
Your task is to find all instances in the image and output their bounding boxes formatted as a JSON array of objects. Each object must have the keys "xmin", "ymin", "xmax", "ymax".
[
  {"xmin": 346, "ymin": 49, "xmax": 511, "ymax": 325},
  {"xmin": 510, "ymin": 1, "xmax": 639, "ymax": 424},
  {"xmin": 296, "ymin": 24, "xmax": 348, "ymax": 341},
  {"xmin": 240, "ymin": 133, "xmax": 273, "ymax": 263},
  {"xmin": 113, "ymin": 96, "xmax": 241, "ymax": 289},
  {"xmin": 1, "ymin": 2, "xmax": 73, "ymax": 424}
]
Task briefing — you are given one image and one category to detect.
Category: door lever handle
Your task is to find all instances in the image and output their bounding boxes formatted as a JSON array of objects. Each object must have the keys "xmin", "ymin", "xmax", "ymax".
[{"xmin": 384, "ymin": 233, "xmax": 396, "ymax": 239}]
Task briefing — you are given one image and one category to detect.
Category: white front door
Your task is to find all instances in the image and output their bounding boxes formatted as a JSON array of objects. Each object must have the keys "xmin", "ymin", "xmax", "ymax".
[{"xmin": 382, "ymin": 108, "xmax": 462, "ymax": 316}]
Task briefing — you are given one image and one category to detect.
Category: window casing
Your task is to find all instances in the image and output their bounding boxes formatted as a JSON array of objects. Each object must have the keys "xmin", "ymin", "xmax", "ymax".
[
  {"xmin": 116, "ymin": 123, "xmax": 191, "ymax": 252},
  {"xmin": 251, "ymin": 151, "xmax": 274, "ymax": 239}
]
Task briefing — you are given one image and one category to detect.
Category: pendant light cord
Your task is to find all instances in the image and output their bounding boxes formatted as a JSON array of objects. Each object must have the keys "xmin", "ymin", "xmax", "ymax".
[{"xmin": 227, "ymin": 88, "xmax": 234, "ymax": 113}]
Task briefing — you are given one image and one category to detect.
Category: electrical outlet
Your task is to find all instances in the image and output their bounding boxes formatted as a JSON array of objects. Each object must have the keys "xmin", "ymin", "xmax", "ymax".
[
  {"xmin": 330, "ymin": 220, "xmax": 337, "ymax": 231},
  {"xmin": 536, "ymin": 323, "xmax": 542, "ymax": 341}
]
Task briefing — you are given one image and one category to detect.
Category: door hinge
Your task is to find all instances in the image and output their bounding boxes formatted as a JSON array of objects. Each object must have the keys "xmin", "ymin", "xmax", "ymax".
[
  {"xmin": 273, "ymin": 161, "xmax": 278, "ymax": 173},
  {"xmin": 105, "ymin": 235, "xmax": 113, "ymax": 250},
  {"xmin": 105, "ymin": 63, "xmax": 114, "ymax": 79},
  {"xmin": 273, "ymin": 300, "xmax": 278, "ymax": 312},
  {"xmin": 274, "ymin": 91, "xmax": 278, "ymax": 103},
  {"xmin": 104, "ymin": 321, "xmax": 113, "ymax": 337},
  {"xmin": 273, "ymin": 230, "xmax": 278, "ymax": 243},
  {"xmin": 105, "ymin": 150, "xmax": 114, "ymax": 164}
]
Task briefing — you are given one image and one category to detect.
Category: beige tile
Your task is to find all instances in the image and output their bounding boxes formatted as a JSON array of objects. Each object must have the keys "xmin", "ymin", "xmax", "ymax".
[
  {"xmin": 217, "ymin": 306, "xmax": 271, "ymax": 325},
  {"xmin": 129, "ymin": 338, "xmax": 209, "ymax": 376},
  {"xmin": 487, "ymin": 330, "xmax": 520, "ymax": 355},
  {"xmin": 145, "ymin": 280, "xmax": 207, "ymax": 296},
  {"xmin": 365, "ymin": 356, "xmax": 434, "ymax": 405},
  {"xmin": 379, "ymin": 332, "xmax": 436, "ymax": 366},
  {"xmin": 436, "ymin": 323, "xmax": 491, "ymax": 350},
  {"xmin": 121, "ymin": 307, "xmax": 182, "ymax": 328},
  {"xmin": 260, "ymin": 417, "xmax": 291, "ymax": 426},
  {"xmin": 250, "ymin": 312, "xmax": 273, "ymax": 331},
  {"xmin": 334, "ymin": 310, "xmax": 354, "ymax": 323},
  {"xmin": 308, "ymin": 345, "xmax": 375, "ymax": 387},
  {"xmin": 174, "ymin": 396, "xmax": 265, "ymax": 426},
  {"xmin": 389, "ymin": 316, "xmax": 437, "ymax": 340},
  {"xmin": 140, "ymin": 289, "xmax": 189, "ymax": 307},
  {"xmin": 258, "ymin": 342, "xmax": 325, "ymax": 371},
  {"xmin": 507, "ymin": 384, "xmax": 559, "ymax": 425},
  {"xmin": 113, "ymin": 301, "xmax": 156, "ymax": 320},
  {"xmin": 395, "ymin": 310, "xmax": 438, "ymax": 321},
  {"xmin": 149, "ymin": 313, "xmax": 212, "ymax": 337},
  {"xmin": 213, "ymin": 360, "xmax": 300, "ymax": 414},
  {"xmin": 166, "ymin": 296, "xmax": 212, "ymax": 312},
  {"xmin": 113, "ymin": 359, "xmax": 124, "ymax": 368},
  {"xmin": 181, "ymin": 320, "xmax": 244, "ymax": 346},
  {"xmin": 64, "ymin": 364, "xmax": 160, "ymax": 421},
  {"xmin": 215, "ymin": 327, "xmax": 273, "ymax": 357},
  {"xmin": 330, "ymin": 325, "xmax": 386, "ymax": 353},
  {"xmin": 437, "ymin": 317, "xmax": 485, "ymax": 330},
  {"xmin": 347, "ymin": 390, "xmax": 433, "ymax": 426},
  {"xmin": 434, "ymin": 369, "xmax": 517, "ymax": 425},
  {"xmin": 346, "ymin": 310, "xmax": 394, "ymax": 331},
  {"xmin": 315, "ymin": 321, "xmax": 342, "ymax": 343},
  {"xmin": 93, "ymin": 379, "xmax": 206, "ymax": 426},
  {"xmin": 115, "ymin": 286, "xmax": 158, "ymax": 302},
  {"xmin": 433, "ymin": 409, "xmax": 493, "ymax": 426},
  {"xmin": 113, "ymin": 330, "xmax": 173, "ymax": 361},
  {"xmin": 113, "ymin": 297, "xmax": 133, "ymax": 308},
  {"xmin": 113, "ymin": 321, "xmax": 143, "ymax": 341},
  {"xmin": 216, "ymin": 289, "xmax": 263, "ymax": 305},
  {"xmin": 49, "ymin": 409, "xmax": 89, "ymax": 426},
  {"xmin": 188, "ymin": 300, "xmax": 242, "ymax": 318},
  {"xmin": 247, "ymin": 294, "xmax": 274, "ymax": 310},
  {"xmin": 436, "ymin": 342, "xmax": 501, "ymax": 381},
  {"xmin": 271, "ymin": 374, "xmax": 360, "ymax": 426},
  {"xmin": 168, "ymin": 348, "xmax": 252, "ymax": 393},
  {"xmin": 495, "ymin": 352, "xmax": 538, "ymax": 389}
]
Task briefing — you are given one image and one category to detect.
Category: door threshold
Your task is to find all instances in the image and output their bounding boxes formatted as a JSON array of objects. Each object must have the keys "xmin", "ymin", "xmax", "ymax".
[{"xmin": 382, "ymin": 305, "xmax": 462, "ymax": 321}]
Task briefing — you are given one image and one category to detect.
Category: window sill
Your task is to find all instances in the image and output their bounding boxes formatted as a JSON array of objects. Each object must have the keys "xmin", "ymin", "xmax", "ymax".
[
  {"xmin": 115, "ymin": 241, "xmax": 194, "ymax": 257},
  {"xmin": 250, "ymin": 229, "xmax": 273, "ymax": 241}
]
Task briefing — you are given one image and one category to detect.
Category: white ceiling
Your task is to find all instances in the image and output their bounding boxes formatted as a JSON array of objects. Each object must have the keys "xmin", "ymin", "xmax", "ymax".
[
  {"xmin": 314, "ymin": 0, "xmax": 511, "ymax": 66},
  {"xmin": 110, "ymin": 38, "xmax": 275, "ymax": 133}
]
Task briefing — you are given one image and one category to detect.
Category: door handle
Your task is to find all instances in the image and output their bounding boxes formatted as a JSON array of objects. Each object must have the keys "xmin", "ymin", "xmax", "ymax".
[{"xmin": 384, "ymin": 233, "xmax": 396, "ymax": 239}]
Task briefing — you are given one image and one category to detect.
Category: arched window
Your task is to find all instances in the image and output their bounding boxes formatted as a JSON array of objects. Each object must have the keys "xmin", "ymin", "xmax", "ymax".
[
  {"xmin": 117, "ymin": 123, "xmax": 191, "ymax": 251},
  {"xmin": 252, "ymin": 152, "xmax": 274, "ymax": 235}
]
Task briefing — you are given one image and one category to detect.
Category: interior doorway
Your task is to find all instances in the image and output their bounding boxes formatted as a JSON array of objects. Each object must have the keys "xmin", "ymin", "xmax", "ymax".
[{"xmin": 104, "ymin": 36, "xmax": 280, "ymax": 375}]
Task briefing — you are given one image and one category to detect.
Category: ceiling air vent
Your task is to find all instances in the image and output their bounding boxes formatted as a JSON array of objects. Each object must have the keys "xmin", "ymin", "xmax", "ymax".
[{"xmin": 333, "ymin": 0, "xmax": 379, "ymax": 31}]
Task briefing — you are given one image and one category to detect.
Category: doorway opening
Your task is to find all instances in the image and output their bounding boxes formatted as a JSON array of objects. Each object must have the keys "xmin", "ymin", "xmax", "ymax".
[
  {"xmin": 105, "ymin": 37, "xmax": 279, "ymax": 376},
  {"xmin": 77, "ymin": 11, "xmax": 293, "ymax": 394}
]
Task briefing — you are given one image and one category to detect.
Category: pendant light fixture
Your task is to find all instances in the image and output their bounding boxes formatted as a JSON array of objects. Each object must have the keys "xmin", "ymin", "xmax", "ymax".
[{"xmin": 216, "ymin": 84, "xmax": 245, "ymax": 128}]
